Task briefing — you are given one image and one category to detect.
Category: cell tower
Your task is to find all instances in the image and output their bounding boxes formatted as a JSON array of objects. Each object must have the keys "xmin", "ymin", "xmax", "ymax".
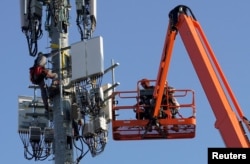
[{"xmin": 18, "ymin": 0, "xmax": 119, "ymax": 163}]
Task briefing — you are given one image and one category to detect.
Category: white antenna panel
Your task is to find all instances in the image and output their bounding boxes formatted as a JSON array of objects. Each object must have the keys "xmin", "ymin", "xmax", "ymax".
[
  {"xmin": 101, "ymin": 83, "xmax": 113, "ymax": 122},
  {"xmin": 18, "ymin": 96, "xmax": 48, "ymax": 132},
  {"xmin": 20, "ymin": 0, "xmax": 28, "ymax": 29},
  {"xmin": 90, "ymin": 0, "xmax": 97, "ymax": 21},
  {"xmin": 71, "ymin": 36, "xmax": 104, "ymax": 81}
]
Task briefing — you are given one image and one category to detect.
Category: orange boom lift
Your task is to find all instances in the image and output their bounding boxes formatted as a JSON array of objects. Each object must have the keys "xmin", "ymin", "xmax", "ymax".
[{"xmin": 111, "ymin": 5, "xmax": 250, "ymax": 147}]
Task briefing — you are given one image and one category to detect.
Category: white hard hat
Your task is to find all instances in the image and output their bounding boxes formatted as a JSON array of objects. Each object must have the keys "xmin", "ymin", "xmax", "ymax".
[{"xmin": 36, "ymin": 54, "xmax": 47, "ymax": 66}]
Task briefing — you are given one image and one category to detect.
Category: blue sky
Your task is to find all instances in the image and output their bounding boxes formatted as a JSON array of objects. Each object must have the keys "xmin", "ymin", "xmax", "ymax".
[{"xmin": 2, "ymin": 0, "xmax": 250, "ymax": 163}]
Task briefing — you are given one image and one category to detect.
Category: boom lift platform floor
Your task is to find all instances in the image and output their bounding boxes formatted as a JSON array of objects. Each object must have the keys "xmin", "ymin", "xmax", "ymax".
[{"xmin": 113, "ymin": 117, "xmax": 196, "ymax": 140}]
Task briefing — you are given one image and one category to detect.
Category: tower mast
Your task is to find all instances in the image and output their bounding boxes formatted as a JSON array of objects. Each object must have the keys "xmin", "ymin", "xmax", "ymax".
[{"xmin": 49, "ymin": 0, "xmax": 73, "ymax": 163}]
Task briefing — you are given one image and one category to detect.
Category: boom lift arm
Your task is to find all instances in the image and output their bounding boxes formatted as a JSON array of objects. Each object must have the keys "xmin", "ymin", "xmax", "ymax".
[
  {"xmin": 152, "ymin": 5, "xmax": 250, "ymax": 147},
  {"xmin": 111, "ymin": 5, "xmax": 250, "ymax": 144}
]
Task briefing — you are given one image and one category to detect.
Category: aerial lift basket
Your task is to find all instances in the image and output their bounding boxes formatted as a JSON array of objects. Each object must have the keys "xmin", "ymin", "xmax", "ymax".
[{"xmin": 112, "ymin": 89, "xmax": 196, "ymax": 141}]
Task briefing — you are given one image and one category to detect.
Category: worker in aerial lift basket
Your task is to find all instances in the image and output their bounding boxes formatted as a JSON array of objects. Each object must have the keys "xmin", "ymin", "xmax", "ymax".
[
  {"xmin": 29, "ymin": 52, "xmax": 59, "ymax": 115},
  {"xmin": 163, "ymin": 86, "xmax": 180, "ymax": 118},
  {"xmin": 135, "ymin": 79, "xmax": 179, "ymax": 119},
  {"xmin": 136, "ymin": 78, "xmax": 155, "ymax": 120}
]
